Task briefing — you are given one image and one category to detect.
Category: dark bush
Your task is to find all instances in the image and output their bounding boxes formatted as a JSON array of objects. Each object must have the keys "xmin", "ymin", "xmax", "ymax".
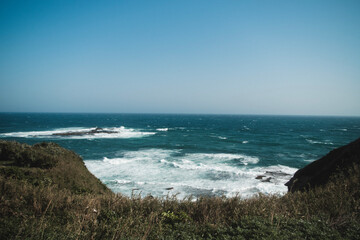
[{"xmin": 16, "ymin": 150, "xmax": 58, "ymax": 168}]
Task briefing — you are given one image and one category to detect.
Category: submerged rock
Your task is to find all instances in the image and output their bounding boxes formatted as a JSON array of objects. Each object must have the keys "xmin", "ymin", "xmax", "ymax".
[
  {"xmin": 261, "ymin": 177, "xmax": 272, "ymax": 183},
  {"xmin": 255, "ymin": 171, "xmax": 290, "ymax": 182},
  {"xmin": 265, "ymin": 171, "xmax": 291, "ymax": 177},
  {"xmin": 285, "ymin": 138, "xmax": 360, "ymax": 192}
]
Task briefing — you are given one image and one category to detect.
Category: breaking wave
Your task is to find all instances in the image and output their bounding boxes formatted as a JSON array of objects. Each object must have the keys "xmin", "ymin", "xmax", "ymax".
[
  {"xmin": 0, "ymin": 126, "xmax": 156, "ymax": 139},
  {"xmin": 306, "ymin": 139, "xmax": 334, "ymax": 145},
  {"xmin": 85, "ymin": 148, "xmax": 296, "ymax": 199},
  {"xmin": 156, "ymin": 128, "xmax": 169, "ymax": 132}
]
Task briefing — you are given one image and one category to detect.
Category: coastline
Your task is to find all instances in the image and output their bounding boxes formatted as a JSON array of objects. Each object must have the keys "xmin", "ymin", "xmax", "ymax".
[
  {"xmin": 0, "ymin": 139, "xmax": 359, "ymax": 239},
  {"xmin": 1, "ymin": 113, "xmax": 359, "ymax": 199}
]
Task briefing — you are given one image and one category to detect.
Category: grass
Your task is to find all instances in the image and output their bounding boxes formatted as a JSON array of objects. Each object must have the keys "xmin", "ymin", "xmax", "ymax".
[
  {"xmin": 0, "ymin": 140, "xmax": 110, "ymax": 195},
  {"xmin": 0, "ymin": 140, "xmax": 359, "ymax": 239}
]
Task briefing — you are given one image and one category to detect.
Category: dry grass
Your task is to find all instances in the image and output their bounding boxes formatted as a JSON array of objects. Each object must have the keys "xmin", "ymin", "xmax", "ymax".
[
  {"xmin": 1, "ymin": 165, "xmax": 359, "ymax": 239},
  {"xmin": 0, "ymin": 140, "xmax": 359, "ymax": 239}
]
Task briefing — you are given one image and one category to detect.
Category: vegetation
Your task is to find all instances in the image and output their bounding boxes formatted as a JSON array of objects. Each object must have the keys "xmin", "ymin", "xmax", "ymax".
[
  {"xmin": 0, "ymin": 140, "xmax": 359, "ymax": 239},
  {"xmin": 0, "ymin": 140, "xmax": 110, "ymax": 195}
]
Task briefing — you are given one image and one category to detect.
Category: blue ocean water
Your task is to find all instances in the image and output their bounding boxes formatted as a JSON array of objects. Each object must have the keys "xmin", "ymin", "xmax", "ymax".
[{"xmin": 1, "ymin": 113, "xmax": 359, "ymax": 198}]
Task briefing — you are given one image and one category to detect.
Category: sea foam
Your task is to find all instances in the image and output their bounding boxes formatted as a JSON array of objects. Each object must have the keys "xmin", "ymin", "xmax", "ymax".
[
  {"xmin": 156, "ymin": 128, "xmax": 169, "ymax": 131},
  {"xmin": 85, "ymin": 148, "xmax": 296, "ymax": 199},
  {"xmin": 0, "ymin": 126, "xmax": 156, "ymax": 139}
]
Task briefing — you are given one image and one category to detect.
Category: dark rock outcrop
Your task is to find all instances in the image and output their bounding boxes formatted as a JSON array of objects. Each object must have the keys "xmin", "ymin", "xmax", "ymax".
[
  {"xmin": 285, "ymin": 138, "xmax": 360, "ymax": 192},
  {"xmin": 255, "ymin": 175, "xmax": 266, "ymax": 180},
  {"xmin": 53, "ymin": 127, "xmax": 117, "ymax": 136},
  {"xmin": 255, "ymin": 171, "xmax": 290, "ymax": 183}
]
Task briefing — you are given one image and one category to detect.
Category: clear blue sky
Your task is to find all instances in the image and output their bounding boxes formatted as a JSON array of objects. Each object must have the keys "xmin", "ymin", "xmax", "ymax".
[{"xmin": 1, "ymin": 0, "xmax": 359, "ymax": 116}]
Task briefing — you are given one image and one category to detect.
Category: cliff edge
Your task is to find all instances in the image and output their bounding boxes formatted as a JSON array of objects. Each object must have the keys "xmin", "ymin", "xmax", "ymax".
[
  {"xmin": 0, "ymin": 140, "xmax": 110, "ymax": 195},
  {"xmin": 285, "ymin": 137, "xmax": 360, "ymax": 192}
]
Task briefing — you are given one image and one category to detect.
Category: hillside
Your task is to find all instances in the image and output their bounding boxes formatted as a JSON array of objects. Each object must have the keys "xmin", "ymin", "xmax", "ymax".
[
  {"xmin": 0, "ymin": 140, "xmax": 110, "ymax": 195},
  {"xmin": 286, "ymin": 138, "xmax": 360, "ymax": 192},
  {"xmin": 0, "ymin": 140, "xmax": 359, "ymax": 239}
]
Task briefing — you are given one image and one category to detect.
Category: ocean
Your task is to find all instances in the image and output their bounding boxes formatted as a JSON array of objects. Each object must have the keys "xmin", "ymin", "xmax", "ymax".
[{"xmin": 1, "ymin": 113, "xmax": 359, "ymax": 199}]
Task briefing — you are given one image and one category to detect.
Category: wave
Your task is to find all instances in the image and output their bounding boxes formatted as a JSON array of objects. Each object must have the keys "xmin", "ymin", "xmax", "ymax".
[
  {"xmin": 306, "ymin": 139, "xmax": 334, "ymax": 145},
  {"xmin": 156, "ymin": 128, "xmax": 169, "ymax": 132},
  {"xmin": 243, "ymin": 126, "xmax": 250, "ymax": 130},
  {"xmin": 333, "ymin": 128, "xmax": 348, "ymax": 132},
  {"xmin": 304, "ymin": 159, "xmax": 315, "ymax": 162},
  {"xmin": 210, "ymin": 135, "xmax": 227, "ymax": 140},
  {"xmin": 0, "ymin": 127, "xmax": 86, "ymax": 138},
  {"xmin": 185, "ymin": 153, "xmax": 259, "ymax": 165},
  {"xmin": 84, "ymin": 148, "xmax": 296, "ymax": 199},
  {"xmin": 115, "ymin": 179, "xmax": 132, "ymax": 184},
  {"xmin": 0, "ymin": 126, "xmax": 156, "ymax": 139},
  {"xmin": 103, "ymin": 157, "xmax": 133, "ymax": 165}
]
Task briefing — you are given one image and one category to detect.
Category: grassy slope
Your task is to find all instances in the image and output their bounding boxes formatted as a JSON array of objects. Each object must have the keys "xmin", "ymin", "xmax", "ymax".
[{"xmin": 0, "ymin": 140, "xmax": 359, "ymax": 239}]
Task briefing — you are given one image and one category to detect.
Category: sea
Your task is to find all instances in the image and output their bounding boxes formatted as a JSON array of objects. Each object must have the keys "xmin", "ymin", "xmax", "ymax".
[{"xmin": 1, "ymin": 113, "xmax": 359, "ymax": 199}]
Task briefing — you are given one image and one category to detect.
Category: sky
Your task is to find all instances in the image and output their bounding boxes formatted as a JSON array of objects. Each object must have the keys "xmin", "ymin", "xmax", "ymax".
[{"xmin": 0, "ymin": 0, "xmax": 359, "ymax": 116}]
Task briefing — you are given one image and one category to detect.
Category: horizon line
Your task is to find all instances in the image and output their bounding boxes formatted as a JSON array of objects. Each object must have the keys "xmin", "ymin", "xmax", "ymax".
[{"xmin": 1, "ymin": 111, "xmax": 360, "ymax": 118}]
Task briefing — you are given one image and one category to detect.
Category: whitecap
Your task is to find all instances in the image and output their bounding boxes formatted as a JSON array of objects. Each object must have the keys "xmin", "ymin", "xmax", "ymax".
[
  {"xmin": 156, "ymin": 128, "xmax": 169, "ymax": 132},
  {"xmin": 116, "ymin": 179, "xmax": 132, "ymax": 184},
  {"xmin": 243, "ymin": 126, "xmax": 250, "ymax": 130},
  {"xmin": 306, "ymin": 139, "xmax": 334, "ymax": 145},
  {"xmin": 0, "ymin": 126, "xmax": 156, "ymax": 139},
  {"xmin": 0, "ymin": 127, "xmax": 88, "ymax": 138},
  {"xmin": 304, "ymin": 159, "xmax": 315, "ymax": 162},
  {"xmin": 103, "ymin": 157, "xmax": 133, "ymax": 165},
  {"xmin": 185, "ymin": 153, "xmax": 259, "ymax": 165}
]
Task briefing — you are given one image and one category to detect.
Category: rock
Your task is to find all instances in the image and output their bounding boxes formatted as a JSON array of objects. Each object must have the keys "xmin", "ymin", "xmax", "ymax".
[
  {"xmin": 53, "ymin": 127, "xmax": 117, "ymax": 136},
  {"xmin": 285, "ymin": 138, "xmax": 360, "ymax": 192},
  {"xmin": 265, "ymin": 171, "xmax": 291, "ymax": 177},
  {"xmin": 165, "ymin": 187, "xmax": 174, "ymax": 190},
  {"xmin": 255, "ymin": 175, "xmax": 266, "ymax": 180},
  {"xmin": 261, "ymin": 177, "xmax": 272, "ymax": 183}
]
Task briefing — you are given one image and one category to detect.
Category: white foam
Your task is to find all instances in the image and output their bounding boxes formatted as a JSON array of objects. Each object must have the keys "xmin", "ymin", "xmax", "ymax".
[
  {"xmin": 304, "ymin": 159, "xmax": 315, "ymax": 162},
  {"xmin": 0, "ymin": 126, "xmax": 156, "ymax": 139},
  {"xmin": 84, "ymin": 148, "xmax": 295, "ymax": 199},
  {"xmin": 184, "ymin": 153, "xmax": 259, "ymax": 165},
  {"xmin": 156, "ymin": 128, "xmax": 169, "ymax": 132},
  {"xmin": 0, "ymin": 127, "xmax": 87, "ymax": 138},
  {"xmin": 103, "ymin": 157, "xmax": 133, "ymax": 165},
  {"xmin": 242, "ymin": 141, "xmax": 249, "ymax": 144},
  {"xmin": 306, "ymin": 139, "xmax": 334, "ymax": 145},
  {"xmin": 218, "ymin": 136, "xmax": 227, "ymax": 140},
  {"xmin": 116, "ymin": 179, "xmax": 132, "ymax": 184}
]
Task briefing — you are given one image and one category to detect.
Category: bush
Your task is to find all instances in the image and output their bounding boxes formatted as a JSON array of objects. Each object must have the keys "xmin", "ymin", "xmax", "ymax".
[{"xmin": 0, "ymin": 141, "xmax": 58, "ymax": 169}]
